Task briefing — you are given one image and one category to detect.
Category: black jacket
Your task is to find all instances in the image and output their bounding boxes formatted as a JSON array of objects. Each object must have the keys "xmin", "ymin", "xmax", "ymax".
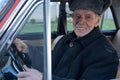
[{"xmin": 52, "ymin": 27, "xmax": 119, "ymax": 80}]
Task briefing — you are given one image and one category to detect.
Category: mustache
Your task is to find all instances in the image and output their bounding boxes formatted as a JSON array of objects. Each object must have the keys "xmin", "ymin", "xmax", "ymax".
[{"xmin": 75, "ymin": 23, "xmax": 85, "ymax": 28}]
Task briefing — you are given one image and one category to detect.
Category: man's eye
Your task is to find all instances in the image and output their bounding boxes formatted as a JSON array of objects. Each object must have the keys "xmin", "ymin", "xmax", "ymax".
[
  {"xmin": 76, "ymin": 15, "xmax": 81, "ymax": 19},
  {"xmin": 86, "ymin": 16, "xmax": 91, "ymax": 19}
]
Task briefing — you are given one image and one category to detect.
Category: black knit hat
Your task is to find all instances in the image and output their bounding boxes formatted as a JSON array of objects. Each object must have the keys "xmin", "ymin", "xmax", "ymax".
[{"xmin": 68, "ymin": 0, "xmax": 112, "ymax": 15}]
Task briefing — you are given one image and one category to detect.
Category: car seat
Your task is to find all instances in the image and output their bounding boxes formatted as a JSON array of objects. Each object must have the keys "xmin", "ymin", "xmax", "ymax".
[{"xmin": 112, "ymin": 29, "xmax": 120, "ymax": 78}]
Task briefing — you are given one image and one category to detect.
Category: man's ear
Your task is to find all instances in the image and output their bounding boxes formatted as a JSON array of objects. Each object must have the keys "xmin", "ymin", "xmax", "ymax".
[{"xmin": 95, "ymin": 16, "xmax": 101, "ymax": 27}]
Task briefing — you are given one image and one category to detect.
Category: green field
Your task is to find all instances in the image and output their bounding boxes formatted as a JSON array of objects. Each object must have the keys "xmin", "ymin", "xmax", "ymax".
[
  {"xmin": 20, "ymin": 22, "xmax": 57, "ymax": 33},
  {"xmin": 20, "ymin": 19, "xmax": 116, "ymax": 33},
  {"xmin": 101, "ymin": 19, "xmax": 116, "ymax": 30}
]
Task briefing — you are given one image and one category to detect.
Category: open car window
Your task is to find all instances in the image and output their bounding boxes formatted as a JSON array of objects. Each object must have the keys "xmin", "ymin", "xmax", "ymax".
[
  {"xmin": 100, "ymin": 8, "xmax": 116, "ymax": 31},
  {"xmin": 20, "ymin": 2, "xmax": 58, "ymax": 34}
]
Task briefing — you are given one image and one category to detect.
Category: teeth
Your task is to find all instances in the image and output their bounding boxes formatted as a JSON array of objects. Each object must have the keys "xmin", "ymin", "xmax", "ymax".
[
  {"xmin": 76, "ymin": 26, "xmax": 83, "ymax": 29},
  {"xmin": 76, "ymin": 25, "xmax": 82, "ymax": 28},
  {"xmin": 77, "ymin": 27, "xmax": 84, "ymax": 30},
  {"xmin": 75, "ymin": 24, "xmax": 85, "ymax": 30}
]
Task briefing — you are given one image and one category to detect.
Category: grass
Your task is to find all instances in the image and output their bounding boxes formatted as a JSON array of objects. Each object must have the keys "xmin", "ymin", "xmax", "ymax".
[
  {"xmin": 20, "ymin": 23, "xmax": 58, "ymax": 33},
  {"xmin": 101, "ymin": 19, "xmax": 116, "ymax": 30},
  {"xmin": 20, "ymin": 19, "xmax": 116, "ymax": 33}
]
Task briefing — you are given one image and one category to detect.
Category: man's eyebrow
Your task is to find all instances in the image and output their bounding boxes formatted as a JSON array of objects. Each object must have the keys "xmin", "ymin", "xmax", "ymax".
[{"xmin": 73, "ymin": 13, "xmax": 81, "ymax": 16}]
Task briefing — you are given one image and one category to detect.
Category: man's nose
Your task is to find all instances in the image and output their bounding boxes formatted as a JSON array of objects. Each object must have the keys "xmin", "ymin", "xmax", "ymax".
[{"xmin": 78, "ymin": 17, "xmax": 86, "ymax": 24}]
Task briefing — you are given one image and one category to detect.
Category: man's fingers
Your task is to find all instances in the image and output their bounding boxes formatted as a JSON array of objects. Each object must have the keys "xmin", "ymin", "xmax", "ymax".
[
  {"xmin": 17, "ymin": 67, "xmax": 43, "ymax": 80},
  {"xmin": 14, "ymin": 38, "xmax": 28, "ymax": 53},
  {"xmin": 23, "ymin": 65, "xmax": 31, "ymax": 72},
  {"xmin": 18, "ymin": 72, "xmax": 30, "ymax": 78}
]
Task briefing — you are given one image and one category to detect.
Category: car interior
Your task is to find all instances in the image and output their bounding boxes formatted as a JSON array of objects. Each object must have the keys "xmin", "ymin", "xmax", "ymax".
[{"xmin": 0, "ymin": 0, "xmax": 120, "ymax": 79}]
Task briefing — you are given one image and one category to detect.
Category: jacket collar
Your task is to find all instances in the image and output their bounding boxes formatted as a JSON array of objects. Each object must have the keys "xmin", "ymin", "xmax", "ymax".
[{"xmin": 66, "ymin": 27, "xmax": 103, "ymax": 48}]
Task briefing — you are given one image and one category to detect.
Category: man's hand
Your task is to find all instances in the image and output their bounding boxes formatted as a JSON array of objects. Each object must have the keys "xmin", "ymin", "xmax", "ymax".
[
  {"xmin": 18, "ymin": 65, "xmax": 43, "ymax": 80},
  {"xmin": 13, "ymin": 38, "xmax": 28, "ymax": 53}
]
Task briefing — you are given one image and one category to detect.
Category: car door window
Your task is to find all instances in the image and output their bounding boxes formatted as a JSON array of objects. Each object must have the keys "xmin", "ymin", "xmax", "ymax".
[
  {"xmin": 20, "ymin": 3, "xmax": 44, "ymax": 33},
  {"xmin": 20, "ymin": 2, "xmax": 58, "ymax": 34},
  {"xmin": 100, "ymin": 8, "xmax": 116, "ymax": 30},
  {"xmin": 17, "ymin": 2, "xmax": 55, "ymax": 73}
]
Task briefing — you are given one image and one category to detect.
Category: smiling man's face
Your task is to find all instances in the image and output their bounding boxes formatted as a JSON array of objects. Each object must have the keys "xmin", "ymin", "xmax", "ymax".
[{"xmin": 72, "ymin": 9, "xmax": 101, "ymax": 37}]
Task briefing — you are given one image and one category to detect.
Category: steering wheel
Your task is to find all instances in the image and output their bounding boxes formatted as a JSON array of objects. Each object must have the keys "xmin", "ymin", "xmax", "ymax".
[{"xmin": 0, "ymin": 44, "xmax": 31, "ymax": 80}]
